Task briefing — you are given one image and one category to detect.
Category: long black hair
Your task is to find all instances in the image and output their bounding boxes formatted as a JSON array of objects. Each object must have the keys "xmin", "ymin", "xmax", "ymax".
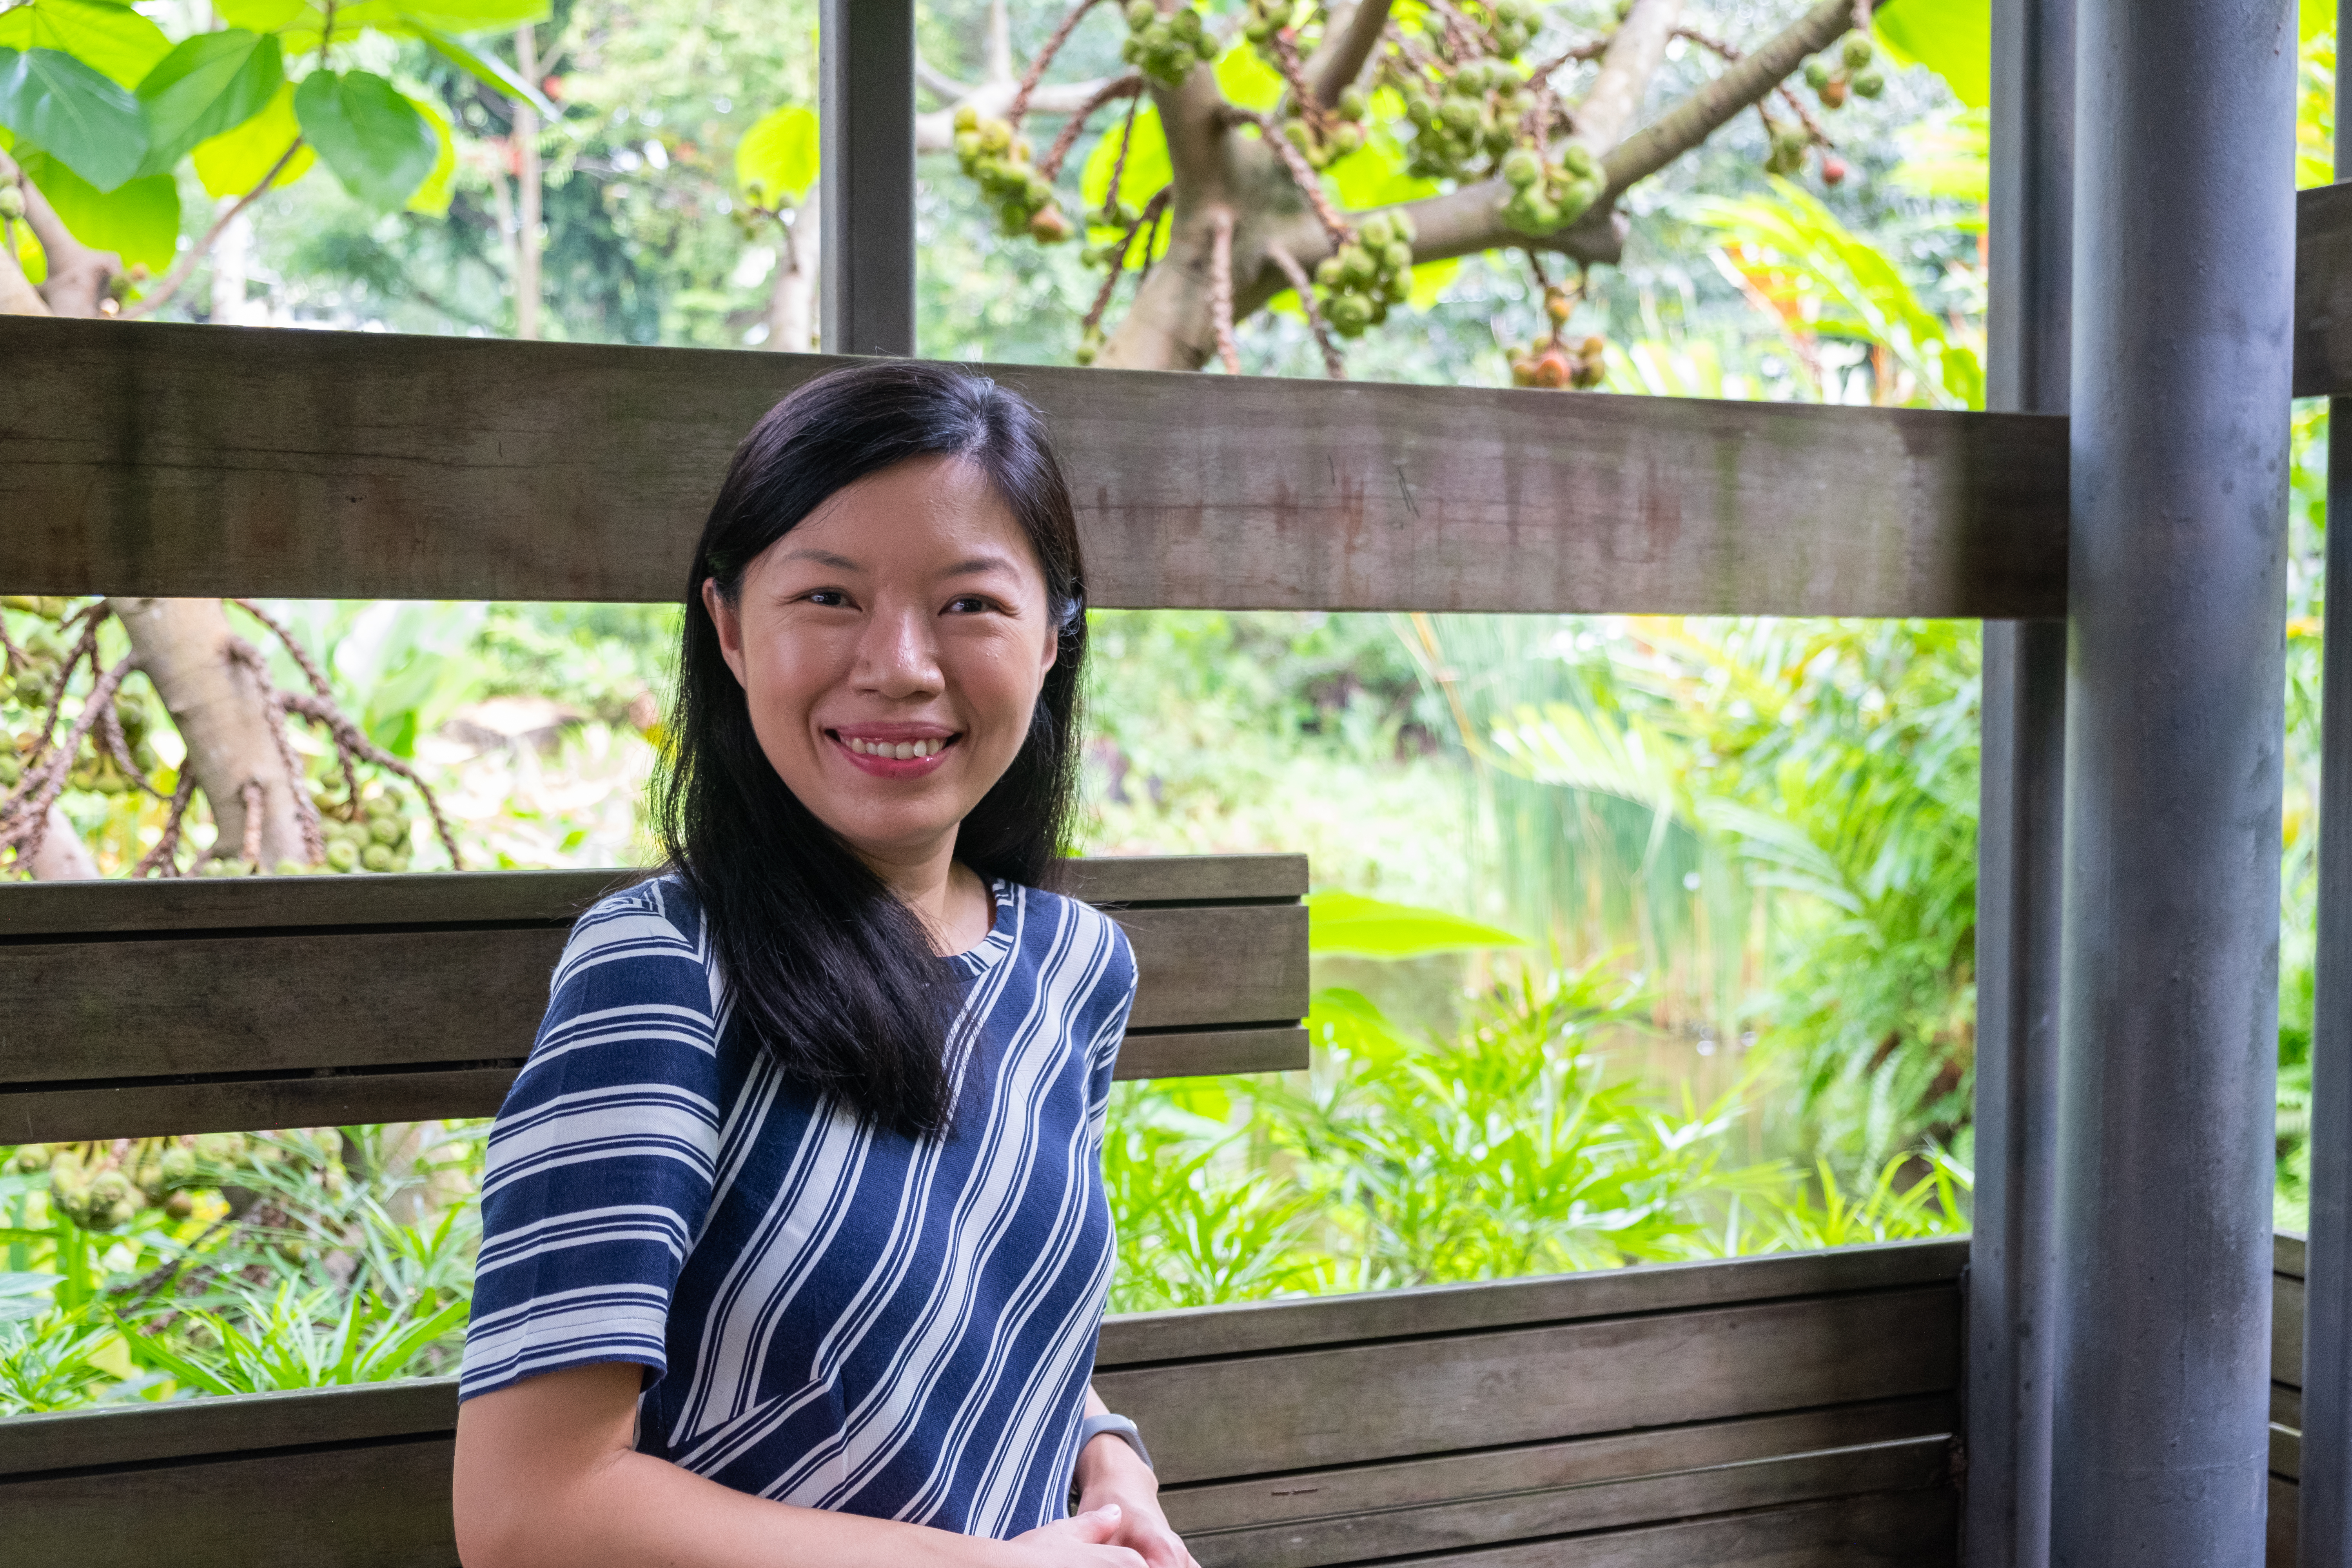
[{"xmin": 656, "ymin": 361, "xmax": 1087, "ymax": 1137}]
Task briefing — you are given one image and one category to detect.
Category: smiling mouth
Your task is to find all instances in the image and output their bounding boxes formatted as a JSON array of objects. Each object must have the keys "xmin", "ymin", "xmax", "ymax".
[{"xmin": 831, "ymin": 732, "xmax": 960, "ymax": 762}]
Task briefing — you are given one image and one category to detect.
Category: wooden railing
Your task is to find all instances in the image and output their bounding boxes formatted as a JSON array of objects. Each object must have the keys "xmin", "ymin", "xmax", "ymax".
[{"xmin": 0, "ymin": 1239, "xmax": 1965, "ymax": 1568}]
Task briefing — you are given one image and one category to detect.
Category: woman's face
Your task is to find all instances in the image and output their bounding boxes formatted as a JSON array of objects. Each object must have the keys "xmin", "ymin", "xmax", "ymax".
[{"xmin": 704, "ymin": 454, "xmax": 1060, "ymax": 875}]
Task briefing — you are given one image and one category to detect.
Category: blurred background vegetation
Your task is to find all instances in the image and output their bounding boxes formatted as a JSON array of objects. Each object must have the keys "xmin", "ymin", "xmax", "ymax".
[{"xmin": 0, "ymin": 0, "xmax": 2339, "ymax": 1412}]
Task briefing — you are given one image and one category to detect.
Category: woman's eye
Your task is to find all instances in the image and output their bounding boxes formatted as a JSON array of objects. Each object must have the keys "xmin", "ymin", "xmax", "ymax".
[
  {"xmin": 946, "ymin": 595, "xmax": 993, "ymax": 614},
  {"xmin": 804, "ymin": 590, "xmax": 851, "ymax": 607}
]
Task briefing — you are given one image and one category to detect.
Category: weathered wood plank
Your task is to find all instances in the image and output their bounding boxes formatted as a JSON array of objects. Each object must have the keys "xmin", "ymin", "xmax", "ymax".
[
  {"xmin": 1163, "ymin": 1398, "xmax": 1951, "ymax": 1563},
  {"xmin": 2297, "ymin": 183, "xmax": 2352, "ymax": 397},
  {"xmin": 0, "ymin": 1377, "xmax": 454, "ymax": 1477},
  {"xmin": 2279, "ymin": 1270, "xmax": 2305, "ymax": 1390},
  {"xmin": 2276, "ymin": 1421, "xmax": 2302, "ymax": 1483},
  {"xmin": 1099, "ymin": 1285, "xmax": 1960, "ymax": 1484},
  {"xmin": 0, "ymin": 856, "xmax": 1303, "ymax": 937},
  {"xmin": 1095, "ymin": 1237, "xmax": 1967, "ymax": 1366},
  {"xmin": 0, "ymin": 1436, "xmax": 460, "ymax": 1568},
  {"xmin": 0, "ymin": 1024, "xmax": 1301, "ymax": 1144},
  {"xmin": 2279, "ymin": 1229, "xmax": 2307, "ymax": 1280},
  {"xmin": 1176, "ymin": 1436, "xmax": 1951, "ymax": 1568},
  {"xmin": 0, "ymin": 316, "xmax": 2069, "ymax": 617},
  {"xmin": 1388, "ymin": 1487, "xmax": 1958, "ymax": 1568},
  {"xmin": 0, "ymin": 903, "xmax": 1301, "ymax": 1081},
  {"xmin": 2279, "ymin": 1383, "xmax": 2304, "ymax": 1432}
]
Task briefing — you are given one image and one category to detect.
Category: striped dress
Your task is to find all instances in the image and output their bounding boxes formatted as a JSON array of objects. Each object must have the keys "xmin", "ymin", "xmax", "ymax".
[{"xmin": 458, "ymin": 873, "xmax": 1137, "ymax": 1538}]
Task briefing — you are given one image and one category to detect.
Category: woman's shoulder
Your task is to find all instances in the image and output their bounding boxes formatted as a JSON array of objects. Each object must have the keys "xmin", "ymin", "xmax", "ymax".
[
  {"xmin": 552, "ymin": 872, "xmax": 716, "ymax": 990},
  {"xmin": 1004, "ymin": 879, "xmax": 1136, "ymax": 979}
]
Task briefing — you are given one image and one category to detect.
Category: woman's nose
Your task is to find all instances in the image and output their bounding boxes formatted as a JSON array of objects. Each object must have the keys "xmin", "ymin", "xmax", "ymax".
[{"xmin": 855, "ymin": 604, "xmax": 943, "ymax": 697}]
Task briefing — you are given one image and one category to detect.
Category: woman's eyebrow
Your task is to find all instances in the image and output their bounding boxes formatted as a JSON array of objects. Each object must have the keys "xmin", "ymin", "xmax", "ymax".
[
  {"xmin": 941, "ymin": 553, "xmax": 1022, "ymax": 578},
  {"xmin": 780, "ymin": 546, "xmax": 864, "ymax": 571}
]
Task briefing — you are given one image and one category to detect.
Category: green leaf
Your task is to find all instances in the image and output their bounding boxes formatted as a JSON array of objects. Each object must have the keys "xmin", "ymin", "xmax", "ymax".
[
  {"xmin": 412, "ymin": 23, "xmax": 555, "ymax": 118},
  {"xmin": 1081, "ymin": 101, "xmax": 1173, "ymax": 264},
  {"xmin": 2304, "ymin": 0, "xmax": 2333, "ymax": 42},
  {"xmin": 404, "ymin": 92, "xmax": 455, "ymax": 216},
  {"xmin": 1307, "ymin": 891, "xmax": 1528, "ymax": 959},
  {"xmin": 216, "ymin": 0, "xmax": 548, "ymax": 54},
  {"xmin": 1873, "ymin": 0, "xmax": 1990, "ymax": 109},
  {"xmin": 15, "ymin": 148, "xmax": 179, "ymax": 267},
  {"xmin": 292, "ymin": 68, "xmax": 436, "ymax": 211},
  {"xmin": 135, "ymin": 30, "xmax": 282, "ymax": 177},
  {"xmin": 1212, "ymin": 41, "xmax": 1282, "ymax": 112},
  {"xmin": 0, "ymin": 0, "xmax": 171, "ymax": 89},
  {"xmin": 192, "ymin": 78, "xmax": 314, "ymax": 197},
  {"xmin": 735, "ymin": 102, "xmax": 817, "ymax": 208},
  {"xmin": 0, "ymin": 46, "xmax": 148, "ymax": 190}
]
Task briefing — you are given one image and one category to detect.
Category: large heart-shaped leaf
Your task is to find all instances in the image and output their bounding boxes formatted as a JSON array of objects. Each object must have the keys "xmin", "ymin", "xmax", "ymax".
[
  {"xmin": 192, "ymin": 77, "xmax": 314, "ymax": 196},
  {"xmin": 16, "ymin": 145, "xmax": 179, "ymax": 268},
  {"xmin": 136, "ymin": 29, "xmax": 282, "ymax": 176},
  {"xmin": 736, "ymin": 103, "xmax": 817, "ymax": 208},
  {"xmin": 404, "ymin": 93, "xmax": 455, "ymax": 216},
  {"xmin": 411, "ymin": 24, "xmax": 554, "ymax": 118},
  {"xmin": 216, "ymin": 0, "xmax": 547, "ymax": 54},
  {"xmin": 0, "ymin": 0, "xmax": 171, "ymax": 88},
  {"xmin": 292, "ymin": 68, "xmax": 436, "ymax": 211},
  {"xmin": 0, "ymin": 46, "xmax": 147, "ymax": 190}
]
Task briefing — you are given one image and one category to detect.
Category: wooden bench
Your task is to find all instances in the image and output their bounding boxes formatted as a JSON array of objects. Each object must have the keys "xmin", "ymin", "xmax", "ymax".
[
  {"xmin": 0, "ymin": 1238, "xmax": 1963, "ymax": 1568},
  {"xmin": 2271, "ymin": 1231, "xmax": 2308, "ymax": 1566}
]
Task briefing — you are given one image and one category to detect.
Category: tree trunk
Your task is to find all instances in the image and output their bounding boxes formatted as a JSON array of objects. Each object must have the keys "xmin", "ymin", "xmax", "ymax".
[
  {"xmin": 513, "ymin": 26, "xmax": 544, "ymax": 341},
  {"xmin": 30, "ymin": 806, "xmax": 99, "ymax": 878},
  {"xmin": 768, "ymin": 182, "xmax": 818, "ymax": 352},
  {"xmin": 111, "ymin": 598, "xmax": 310, "ymax": 869}
]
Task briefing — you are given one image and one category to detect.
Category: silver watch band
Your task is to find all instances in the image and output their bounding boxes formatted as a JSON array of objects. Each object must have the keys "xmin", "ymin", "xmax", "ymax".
[{"xmin": 1077, "ymin": 1411, "xmax": 1154, "ymax": 1472}]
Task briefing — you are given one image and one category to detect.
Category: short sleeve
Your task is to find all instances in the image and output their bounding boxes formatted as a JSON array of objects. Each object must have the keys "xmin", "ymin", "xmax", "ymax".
[
  {"xmin": 458, "ymin": 883, "xmax": 724, "ymax": 1401},
  {"xmin": 1083, "ymin": 913, "xmax": 1139, "ymax": 1117}
]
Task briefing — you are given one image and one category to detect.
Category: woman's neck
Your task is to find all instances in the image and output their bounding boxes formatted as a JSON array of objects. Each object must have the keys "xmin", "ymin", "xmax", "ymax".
[{"xmin": 857, "ymin": 841, "xmax": 992, "ymax": 956}]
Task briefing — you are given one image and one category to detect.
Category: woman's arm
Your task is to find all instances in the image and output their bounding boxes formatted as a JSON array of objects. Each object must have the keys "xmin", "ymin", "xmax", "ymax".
[
  {"xmin": 1070, "ymin": 1386, "xmax": 1199, "ymax": 1568},
  {"xmin": 454, "ymin": 1363, "xmax": 1147, "ymax": 1568}
]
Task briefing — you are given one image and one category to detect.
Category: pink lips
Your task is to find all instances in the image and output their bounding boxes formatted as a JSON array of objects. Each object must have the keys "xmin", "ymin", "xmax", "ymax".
[{"xmin": 828, "ymin": 728, "xmax": 960, "ymax": 779}]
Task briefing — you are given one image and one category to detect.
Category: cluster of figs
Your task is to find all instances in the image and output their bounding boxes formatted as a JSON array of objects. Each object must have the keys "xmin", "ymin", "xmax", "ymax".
[
  {"xmin": 10, "ymin": 1135, "xmax": 290, "ymax": 1231},
  {"xmin": 0, "ymin": 597, "xmax": 162, "ymax": 793},
  {"xmin": 1122, "ymin": 0, "xmax": 1219, "ymax": 88},
  {"xmin": 1314, "ymin": 208, "xmax": 1417, "ymax": 336},
  {"xmin": 310, "ymin": 778, "xmax": 421, "ymax": 875},
  {"xmin": 951, "ymin": 105, "xmax": 1073, "ymax": 243},
  {"xmin": 1509, "ymin": 289, "xmax": 1608, "ymax": 388}
]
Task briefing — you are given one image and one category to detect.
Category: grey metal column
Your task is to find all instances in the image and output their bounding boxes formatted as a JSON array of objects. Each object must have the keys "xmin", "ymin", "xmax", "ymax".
[
  {"xmin": 1968, "ymin": 2, "xmax": 2072, "ymax": 1559},
  {"xmin": 818, "ymin": 0, "xmax": 916, "ymax": 356},
  {"xmin": 2048, "ymin": 0, "xmax": 2298, "ymax": 1562},
  {"xmin": 2299, "ymin": 10, "xmax": 2352, "ymax": 1552}
]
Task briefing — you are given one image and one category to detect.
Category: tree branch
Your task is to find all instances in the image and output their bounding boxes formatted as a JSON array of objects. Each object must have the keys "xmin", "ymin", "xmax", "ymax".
[
  {"xmin": 1602, "ymin": 0, "xmax": 1856, "ymax": 191},
  {"xmin": 1380, "ymin": 0, "xmax": 1862, "ymax": 269},
  {"xmin": 122, "ymin": 141, "xmax": 304, "ymax": 322},
  {"xmin": 916, "ymin": 75, "xmax": 1129, "ymax": 153},
  {"xmin": 1039, "ymin": 73, "xmax": 1144, "ymax": 181},
  {"xmin": 1268, "ymin": 244, "xmax": 1345, "ymax": 378},
  {"xmin": 1010, "ymin": 0, "xmax": 1107, "ymax": 126},
  {"xmin": 0, "ymin": 150, "xmax": 118, "ymax": 318},
  {"xmin": 1570, "ymin": 0, "xmax": 1685, "ymax": 152},
  {"xmin": 1304, "ymin": 0, "xmax": 1393, "ymax": 107},
  {"xmin": 985, "ymin": 0, "xmax": 1016, "ymax": 85},
  {"xmin": 1207, "ymin": 208, "xmax": 1241, "ymax": 374}
]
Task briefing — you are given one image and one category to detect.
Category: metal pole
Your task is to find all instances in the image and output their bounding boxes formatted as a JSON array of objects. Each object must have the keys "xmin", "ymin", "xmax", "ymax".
[
  {"xmin": 818, "ymin": 0, "xmax": 916, "ymax": 356},
  {"xmin": 1969, "ymin": 2, "xmax": 2073, "ymax": 1559},
  {"xmin": 2048, "ymin": 0, "xmax": 2297, "ymax": 1561},
  {"xmin": 2299, "ymin": 1, "xmax": 2352, "ymax": 1549}
]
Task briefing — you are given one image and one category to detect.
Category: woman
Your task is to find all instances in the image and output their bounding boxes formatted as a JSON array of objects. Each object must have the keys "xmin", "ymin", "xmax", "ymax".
[{"xmin": 452, "ymin": 362, "xmax": 1194, "ymax": 1568}]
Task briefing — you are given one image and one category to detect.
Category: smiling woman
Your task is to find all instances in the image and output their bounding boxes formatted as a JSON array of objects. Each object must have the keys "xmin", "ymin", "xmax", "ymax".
[{"xmin": 450, "ymin": 363, "xmax": 1193, "ymax": 1568}]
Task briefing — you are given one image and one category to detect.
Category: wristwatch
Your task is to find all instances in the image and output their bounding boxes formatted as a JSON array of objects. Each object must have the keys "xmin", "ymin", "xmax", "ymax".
[{"xmin": 1077, "ymin": 1411, "xmax": 1154, "ymax": 1472}]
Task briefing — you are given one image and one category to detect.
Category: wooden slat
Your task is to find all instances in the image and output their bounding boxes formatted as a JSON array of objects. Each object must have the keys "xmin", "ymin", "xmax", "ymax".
[
  {"xmin": 2274, "ymin": 1472, "xmax": 2300, "ymax": 1568},
  {"xmin": 2278, "ymin": 1383, "xmax": 2304, "ymax": 1432},
  {"xmin": 1096, "ymin": 1236, "xmax": 1966, "ymax": 1365},
  {"xmin": 2279, "ymin": 1270, "xmax": 2305, "ymax": 1390},
  {"xmin": 2297, "ymin": 183, "xmax": 2352, "ymax": 397},
  {"xmin": 2279, "ymin": 1229, "xmax": 2308, "ymax": 1280},
  {"xmin": 0, "ymin": 1377, "xmax": 454, "ymax": 1477},
  {"xmin": 0, "ymin": 316, "xmax": 2068, "ymax": 618},
  {"xmin": 1164, "ymin": 1399, "xmax": 1952, "ymax": 1568},
  {"xmin": 1384, "ymin": 1487, "xmax": 1957, "ymax": 1568},
  {"xmin": 0, "ymin": 856, "xmax": 1307, "ymax": 1142},
  {"xmin": 1178, "ymin": 1436, "xmax": 1950, "ymax": 1568},
  {"xmin": 1099, "ymin": 1285, "xmax": 1960, "ymax": 1484},
  {"xmin": 2276, "ymin": 1421, "xmax": 2302, "ymax": 1483},
  {"xmin": 0, "ymin": 1437, "xmax": 460, "ymax": 1568}
]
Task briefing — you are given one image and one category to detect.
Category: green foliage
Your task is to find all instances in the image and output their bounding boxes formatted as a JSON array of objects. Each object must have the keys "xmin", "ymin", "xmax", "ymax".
[
  {"xmin": 736, "ymin": 102, "xmax": 816, "ymax": 210},
  {"xmin": 135, "ymin": 30, "xmax": 285, "ymax": 177},
  {"xmin": 1307, "ymin": 891, "xmax": 1526, "ymax": 959},
  {"xmin": 1, "ymin": 45, "xmax": 147, "ymax": 190},
  {"xmin": 294, "ymin": 69, "xmax": 439, "ymax": 210}
]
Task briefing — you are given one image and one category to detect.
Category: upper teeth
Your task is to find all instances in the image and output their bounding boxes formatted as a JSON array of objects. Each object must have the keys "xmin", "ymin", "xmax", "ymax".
[{"xmin": 847, "ymin": 737, "xmax": 947, "ymax": 760}]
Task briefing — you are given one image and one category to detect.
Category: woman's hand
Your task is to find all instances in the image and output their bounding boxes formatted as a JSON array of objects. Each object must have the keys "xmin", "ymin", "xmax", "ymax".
[
  {"xmin": 1069, "ymin": 1438, "xmax": 1200, "ymax": 1568},
  {"xmin": 1006, "ymin": 1504, "xmax": 1151, "ymax": 1566}
]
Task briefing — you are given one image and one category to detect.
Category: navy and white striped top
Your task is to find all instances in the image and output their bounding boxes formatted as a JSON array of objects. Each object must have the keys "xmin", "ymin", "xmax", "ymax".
[{"xmin": 459, "ymin": 873, "xmax": 1137, "ymax": 1538}]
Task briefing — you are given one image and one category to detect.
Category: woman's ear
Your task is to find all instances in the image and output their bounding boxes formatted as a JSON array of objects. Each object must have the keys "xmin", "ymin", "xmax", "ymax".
[{"xmin": 703, "ymin": 578, "xmax": 750, "ymax": 688}]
